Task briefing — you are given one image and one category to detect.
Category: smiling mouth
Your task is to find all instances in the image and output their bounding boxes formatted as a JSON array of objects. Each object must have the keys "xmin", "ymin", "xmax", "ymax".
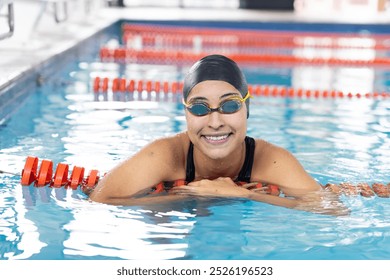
[{"xmin": 202, "ymin": 133, "xmax": 232, "ymax": 143}]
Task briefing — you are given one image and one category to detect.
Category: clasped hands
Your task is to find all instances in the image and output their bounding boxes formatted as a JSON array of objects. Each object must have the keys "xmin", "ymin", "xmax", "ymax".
[{"xmin": 169, "ymin": 177, "xmax": 263, "ymax": 199}]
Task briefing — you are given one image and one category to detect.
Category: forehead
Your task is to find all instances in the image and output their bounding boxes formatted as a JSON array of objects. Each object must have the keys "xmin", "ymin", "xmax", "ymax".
[{"xmin": 187, "ymin": 80, "xmax": 239, "ymax": 99}]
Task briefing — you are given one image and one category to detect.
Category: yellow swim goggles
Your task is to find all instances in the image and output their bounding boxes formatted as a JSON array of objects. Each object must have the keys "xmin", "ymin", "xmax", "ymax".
[{"xmin": 183, "ymin": 92, "xmax": 251, "ymax": 116}]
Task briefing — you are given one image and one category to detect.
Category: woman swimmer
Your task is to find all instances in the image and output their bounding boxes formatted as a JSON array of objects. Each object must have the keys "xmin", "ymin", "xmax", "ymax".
[{"xmin": 89, "ymin": 54, "xmax": 348, "ymax": 215}]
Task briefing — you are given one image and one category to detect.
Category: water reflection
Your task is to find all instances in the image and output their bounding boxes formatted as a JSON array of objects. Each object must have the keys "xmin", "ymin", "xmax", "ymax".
[
  {"xmin": 62, "ymin": 201, "xmax": 194, "ymax": 260},
  {"xmin": 15, "ymin": 184, "xmax": 199, "ymax": 259},
  {"xmin": 0, "ymin": 179, "xmax": 47, "ymax": 260},
  {"xmin": 292, "ymin": 66, "xmax": 376, "ymax": 94}
]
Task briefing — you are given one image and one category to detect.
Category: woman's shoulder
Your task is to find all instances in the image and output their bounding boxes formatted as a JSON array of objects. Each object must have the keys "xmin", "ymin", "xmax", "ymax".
[
  {"xmin": 253, "ymin": 138, "xmax": 296, "ymax": 166},
  {"xmin": 145, "ymin": 132, "xmax": 190, "ymax": 161},
  {"xmin": 151, "ymin": 132, "xmax": 189, "ymax": 148},
  {"xmin": 251, "ymin": 138, "xmax": 320, "ymax": 194},
  {"xmin": 125, "ymin": 132, "xmax": 189, "ymax": 181},
  {"xmin": 254, "ymin": 138, "xmax": 284, "ymax": 154}
]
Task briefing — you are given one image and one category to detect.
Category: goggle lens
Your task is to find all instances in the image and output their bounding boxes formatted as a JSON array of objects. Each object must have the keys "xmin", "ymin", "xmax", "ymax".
[
  {"xmin": 220, "ymin": 99, "xmax": 241, "ymax": 114},
  {"xmin": 188, "ymin": 103, "xmax": 210, "ymax": 116}
]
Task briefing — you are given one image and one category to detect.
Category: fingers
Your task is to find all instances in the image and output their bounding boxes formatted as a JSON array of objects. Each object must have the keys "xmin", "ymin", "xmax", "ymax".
[
  {"xmin": 187, "ymin": 180, "xmax": 209, "ymax": 187},
  {"xmin": 239, "ymin": 182, "xmax": 258, "ymax": 189},
  {"xmin": 250, "ymin": 187, "xmax": 268, "ymax": 193},
  {"xmin": 216, "ymin": 177, "xmax": 235, "ymax": 183},
  {"xmin": 169, "ymin": 185, "xmax": 196, "ymax": 196}
]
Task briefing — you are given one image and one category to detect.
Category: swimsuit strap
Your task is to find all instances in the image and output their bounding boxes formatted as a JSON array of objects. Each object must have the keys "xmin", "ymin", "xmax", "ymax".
[
  {"xmin": 236, "ymin": 136, "xmax": 255, "ymax": 183},
  {"xmin": 185, "ymin": 136, "xmax": 255, "ymax": 183},
  {"xmin": 185, "ymin": 141, "xmax": 195, "ymax": 183}
]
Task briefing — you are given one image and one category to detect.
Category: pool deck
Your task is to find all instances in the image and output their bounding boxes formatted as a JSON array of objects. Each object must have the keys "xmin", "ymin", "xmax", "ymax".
[{"xmin": 1, "ymin": 1, "xmax": 390, "ymax": 92}]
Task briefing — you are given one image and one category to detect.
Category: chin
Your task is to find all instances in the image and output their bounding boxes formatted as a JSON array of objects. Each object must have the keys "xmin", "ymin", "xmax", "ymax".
[{"xmin": 199, "ymin": 141, "xmax": 236, "ymax": 160}]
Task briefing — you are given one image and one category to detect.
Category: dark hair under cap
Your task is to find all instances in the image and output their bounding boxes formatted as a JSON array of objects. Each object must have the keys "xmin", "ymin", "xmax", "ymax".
[{"xmin": 183, "ymin": 54, "xmax": 250, "ymax": 117}]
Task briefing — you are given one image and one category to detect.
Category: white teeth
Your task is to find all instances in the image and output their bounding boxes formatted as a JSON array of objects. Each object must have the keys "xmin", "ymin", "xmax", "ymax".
[{"xmin": 205, "ymin": 135, "xmax": 229, "ymax": 141}]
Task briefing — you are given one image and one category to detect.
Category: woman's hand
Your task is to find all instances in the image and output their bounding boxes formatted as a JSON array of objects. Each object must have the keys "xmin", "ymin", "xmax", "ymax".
[
  {"xmin": 291, "ymin": 189, "xmax": 351, "ymax": 216},
  {"xmin": 169, "ymin": 177, "xmax": 251, "ymax": 198}
]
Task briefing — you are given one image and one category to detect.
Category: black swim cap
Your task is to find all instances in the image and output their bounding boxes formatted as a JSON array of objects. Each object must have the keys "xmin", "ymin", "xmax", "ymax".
[{"xmin": 183, "ymin": 54, "xmax": 250, "ymax": 118}]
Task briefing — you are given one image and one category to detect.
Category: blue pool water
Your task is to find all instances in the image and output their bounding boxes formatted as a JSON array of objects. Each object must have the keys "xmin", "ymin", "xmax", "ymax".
[{"xmin": 1, "ymin": 20, "xmax": 390, "ymax": 260}]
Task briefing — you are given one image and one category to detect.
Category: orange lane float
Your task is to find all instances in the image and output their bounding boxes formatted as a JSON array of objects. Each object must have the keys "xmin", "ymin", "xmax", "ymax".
[
  {"xmin": 17, "ymin": 156, "xmax": 390, "ymax": 198},
  {"xmin": 20, "ymin": 156, "xmax": 99, "ymax": 193},
  {"xmin": 52, "ymin": 162, "xmax": 69, "ymax": 187},
  {"xmin": 21, "ymin": 156, "xmax": 38, "ymax": 185},
  {"xmin": 357, "ymin": 183, "xmax": 376, "ymax": 197},
  {"xmin": 372, "ymin": 183, "xmax": 390, "ymax": 198},
  {"xmin": 91, "ymin": 77, "xmax": 390, "ymax": 100}
]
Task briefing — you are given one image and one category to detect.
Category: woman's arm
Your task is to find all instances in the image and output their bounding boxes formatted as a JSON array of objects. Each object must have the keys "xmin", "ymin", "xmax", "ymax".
[
  {"xmin": 89, "ymin": 135, "xmax": 186, "ymax": 204},
  {"xmin": 90, "ymin": 193, "xmax": 189, "ymax": 206},
  {"xmin": 253, "ymin": 140, "xmax": 321, "ymax": 197}
]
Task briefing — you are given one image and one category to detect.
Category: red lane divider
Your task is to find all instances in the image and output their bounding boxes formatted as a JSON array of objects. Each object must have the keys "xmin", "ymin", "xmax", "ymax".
[
  {"xmin": 122, "ymin": 23, "xmax": 390, "ymax": 50},
  {"xmin": 99, "ymin": 47, "xmax": 390, "ymax": 67},
  {"xmin": 123, "ymin": 23, "xmax": 390, "ymax": 40},
  {"xmin": 123, "ymin": 31, "xmax": 390, "ymax": 51},
  {"xmin": 93, "ymin": 77, "xmax": 184, "ymax": 95},
  {"xmin": 249, "ymin": 85, "xmax": 390, "ymax": 99},
  {"xmin": 19, "ymin": 156, "xmax": 390, "ymax": 198},
  {"xmin": 324, "ymin": 183, "xmax": 390, "ymax": 198},
  {"xmin": 21, "ymin": 156, "xmax": 99, "ymax": 192},
  {"xmin": 92, "ymin": 77, "xmax": 390, "ymax": 99}
]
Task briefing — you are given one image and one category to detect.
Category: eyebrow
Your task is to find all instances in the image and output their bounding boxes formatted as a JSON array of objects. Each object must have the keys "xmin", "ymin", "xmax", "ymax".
[{"xmin": 188, "ymin": 92, "xmax": 240, "ymax": 103}]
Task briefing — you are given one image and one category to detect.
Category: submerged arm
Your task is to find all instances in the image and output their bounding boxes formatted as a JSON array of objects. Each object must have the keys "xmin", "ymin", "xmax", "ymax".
[
  {"xmin": 248, "ymin": 187, "xmax": 349, "ymax": 216},
  {"xmin": 90, "ymin": 193, "xmax": 189, "ymax": 206}
]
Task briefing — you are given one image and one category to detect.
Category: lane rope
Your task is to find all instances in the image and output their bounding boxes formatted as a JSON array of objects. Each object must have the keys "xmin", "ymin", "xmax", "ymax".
[
  {"xmin": 99, "ymin": 47, "xmax": 390, "ymax": 66},
  {"xmin": 1, "ymin": 156, "xmax": 389, "ymax": 198},
  {"xmin": 123, "ymin": 32, "xmax": 390, "ymax": 50},
  {"xmin": 122, "ymin": 23, "xmax": 390, "ymax": 50},
  {"xmin": 92, "ymin": 77, "xmax": 390, "ymax": 99}
]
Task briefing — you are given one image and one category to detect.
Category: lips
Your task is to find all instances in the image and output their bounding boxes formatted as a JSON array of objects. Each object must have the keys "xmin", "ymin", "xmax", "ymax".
[{"xmin": 202, "ymin": 133, "xmax": 231, "ymax": 144}]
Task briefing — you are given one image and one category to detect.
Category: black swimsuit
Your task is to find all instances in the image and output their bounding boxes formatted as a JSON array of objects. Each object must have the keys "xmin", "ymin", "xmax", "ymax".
[
  {"xmin": 150, "ymin": 136, "xmax": 256, "ymax": 194},
  {"xmin": 185, "ymin": 136, "xmax": 256, "ymax": 183}
]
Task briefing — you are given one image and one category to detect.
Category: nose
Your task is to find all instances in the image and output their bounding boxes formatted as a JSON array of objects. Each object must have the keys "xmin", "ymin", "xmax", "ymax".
[{"xmin": 207, "ymin": 111, "xmax": 224, "ymax": 129}]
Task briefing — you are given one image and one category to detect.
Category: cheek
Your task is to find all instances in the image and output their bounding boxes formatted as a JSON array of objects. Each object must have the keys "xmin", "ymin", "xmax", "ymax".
[
  {"xmin": 228, "ymin": 111, "xmax": 247, "ymax": 128},
  {"xmin": 185, "ymin": 113, "xmax": 203, "ymax": 132},
  {"xmin": 233, "ymin": 120, "xmax": 247, "ymax": 135}
]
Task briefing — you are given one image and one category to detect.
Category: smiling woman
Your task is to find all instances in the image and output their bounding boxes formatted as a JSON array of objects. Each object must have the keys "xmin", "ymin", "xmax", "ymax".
[{"xmin": 89, "ymin": 54, "xmax": 345, "ymax": 215}]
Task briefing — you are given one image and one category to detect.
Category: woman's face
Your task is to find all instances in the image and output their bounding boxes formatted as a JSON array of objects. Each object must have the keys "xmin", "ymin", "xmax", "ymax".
[{"xmin": 185, "ymin": 80, "xmax": 248, "ymax": 160}]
